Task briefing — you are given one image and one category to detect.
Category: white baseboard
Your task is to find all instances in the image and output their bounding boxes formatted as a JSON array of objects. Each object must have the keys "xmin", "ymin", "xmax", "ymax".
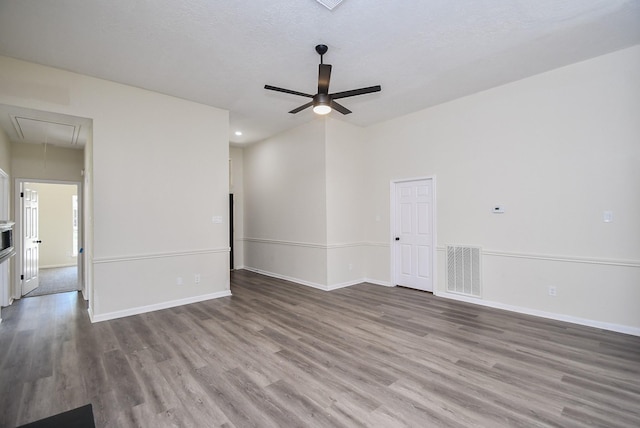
[
  {"xmin": 327, "ymin": 279, "xmax": 363, "ymax": 291},
  {"xmin": 435, "ymin": 290, "xmax": 640, "ymax": 337},
  {"xmin": 364, "ymin": 278, "xmax": 393, "ymax": 287},
  {"xmin": 243, "ymin": 267, "xmax": 331, "ymax": 291},
  {"xmin": 40, "ymin": 263, "xmax": 78, "ymax": 269},
  {"xmin": 242, "ymin": 268, "xmax": 385, "ymax": 291},
  {"xmin": 89, "ymin": 290, "xmax": 232, "ymax": 323},
  {"xmin": 243, "ymin": 267, "xmax": 360, "ymax": 291}
]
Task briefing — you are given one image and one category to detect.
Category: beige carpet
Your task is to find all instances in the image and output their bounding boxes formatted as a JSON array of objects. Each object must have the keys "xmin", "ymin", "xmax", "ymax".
[{"xmin": 24, "ymin": 266, "xmax": 78, "ymax": 297}]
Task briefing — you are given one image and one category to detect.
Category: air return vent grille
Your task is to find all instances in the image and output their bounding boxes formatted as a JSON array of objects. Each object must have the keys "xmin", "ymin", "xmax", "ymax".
[{"xmin": 446, "ymin": 245, "xmax": 482, "ymax": 297}]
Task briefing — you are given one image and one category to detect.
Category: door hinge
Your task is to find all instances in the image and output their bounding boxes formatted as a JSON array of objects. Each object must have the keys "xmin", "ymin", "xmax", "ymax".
[{"xmin": 20, "ymin": 274, "xmax": 24, "ymax": 280}]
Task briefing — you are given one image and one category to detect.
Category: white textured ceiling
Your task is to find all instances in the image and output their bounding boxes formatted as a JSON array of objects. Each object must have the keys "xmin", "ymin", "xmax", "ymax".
[{"xmin": 0, "ymin": 0, "xmax": 638, "ymax": 145}]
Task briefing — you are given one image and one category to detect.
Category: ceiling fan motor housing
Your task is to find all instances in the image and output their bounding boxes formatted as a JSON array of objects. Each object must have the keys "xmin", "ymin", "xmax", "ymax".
[{"xmin": 314, "ymin": 93, "xmax": 330, "ymax": 106}]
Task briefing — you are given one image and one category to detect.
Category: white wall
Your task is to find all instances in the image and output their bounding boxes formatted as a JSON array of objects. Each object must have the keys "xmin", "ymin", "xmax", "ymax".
[
  {"xmin": 0, "ymin": 128, "xmax": 10, "ymax": 222},
  {"xmin": 83, "ymin": 128, "xmax": 93, "ymax": 302},
  {"xmin": 11, "ymin": 143, "xmax": 83, "ymax": 182},
  {"xmin": 242, "ymin": 117, "xmax": 371, "ymax": 290},
  {"xmin": 243, "ymin": 120, "xmax": 328, "ymax": 286},
  {"xmin": 0, "ymin": 127, "xmax": 10, "ymax": 178},
  {"xmin": 27, "ymin": 182, "xmax": 78, "ymax": 268},
  {"xmin": 325, "ymin": 118, "xmax": 366, "ymax": 287},
  {"xmin": 0, "ymin": 127, "xmax": 10, "ymax": 317},
  {"xmin": 0, "ymin": 55, "xmax": 230, "ymax": 320},
  {"xmin": 364, "ymin": 45, "xmax": 640, "ymax": 332}
]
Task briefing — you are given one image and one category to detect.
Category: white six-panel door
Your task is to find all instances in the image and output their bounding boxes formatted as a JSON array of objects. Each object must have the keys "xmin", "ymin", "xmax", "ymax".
[
  {"xmin": 22, "ymin": 187, "xmax": 40, "ymax": 296},
  {"xmin": 394, "ymin": 179, "xmax": 434, "ymax": 292}
]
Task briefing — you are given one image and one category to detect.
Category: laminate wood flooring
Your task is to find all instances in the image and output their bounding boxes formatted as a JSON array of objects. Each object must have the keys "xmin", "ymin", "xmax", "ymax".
[{"xmin": 1, "ymin": 269, "xmax": 639, "ymax": 427}]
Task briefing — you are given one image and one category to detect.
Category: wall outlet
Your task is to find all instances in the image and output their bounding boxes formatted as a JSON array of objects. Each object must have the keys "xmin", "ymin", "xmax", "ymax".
[
  {"xmin": 548, "ymin": 286, "xmax": 556, "ymax": 296},
  {"xmin": 176, "ymin": 277, "xmax": 183, "ymax": 286},
  {"xmin": 194, "ymin": 274, "xmax": 201, "ymax": 284}
]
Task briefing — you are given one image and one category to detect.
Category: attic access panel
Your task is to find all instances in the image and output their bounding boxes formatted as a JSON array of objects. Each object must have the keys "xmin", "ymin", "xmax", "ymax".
[
  {"xmin": 315, "ymin": 0, "xmax": 344, "ymax": 10},
  {"xmin": 12, "ymin": 116, "xmax": 81, "ymax": 147}
]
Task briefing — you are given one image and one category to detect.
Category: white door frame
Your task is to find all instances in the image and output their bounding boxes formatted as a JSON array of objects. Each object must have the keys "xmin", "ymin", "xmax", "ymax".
[
  {"xmin": 0, "ymin": 168, "xmax": 9, "ymax": 308},
  {"xmin": 390, "ymin": 176, "xmax": 437, "ymax": 290},
  {"xmin": 14, "ymin": 178, "xmax": 83, "ymax": 299},
  {"xmin": 0, "ymin": 168, "xmax": 8, "ymax": 220}
]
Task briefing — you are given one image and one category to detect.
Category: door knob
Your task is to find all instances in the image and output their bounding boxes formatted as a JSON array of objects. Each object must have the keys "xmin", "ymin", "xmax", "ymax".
[{"xmin": 395, "ymin": 237, "xmax": 400, "ymax": 241}]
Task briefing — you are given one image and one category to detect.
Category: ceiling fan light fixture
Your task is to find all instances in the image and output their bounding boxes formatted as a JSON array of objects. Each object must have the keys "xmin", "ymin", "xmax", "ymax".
[
  {"xmin": 265, "ymin": 44, "xmax": 380, "ymax": 116},
  {"xmin": 313, "ymin": 104, "xmax": 332, "ymax": 115},
  {"xmin": 313, "ymin": 93, "xmax": 332, "ymax": 115}
]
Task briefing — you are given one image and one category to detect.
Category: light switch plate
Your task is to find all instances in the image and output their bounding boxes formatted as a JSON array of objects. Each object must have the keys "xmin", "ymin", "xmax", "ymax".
[{"xmin": 603, "ymin": 210, "xmax": 613, "ymax": 223}]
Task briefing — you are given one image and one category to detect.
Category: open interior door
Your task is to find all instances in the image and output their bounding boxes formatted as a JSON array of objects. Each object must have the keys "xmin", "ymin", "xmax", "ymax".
[{"xmin": 22, "ymin": 186, "xmax": 40, "ymax": 296}]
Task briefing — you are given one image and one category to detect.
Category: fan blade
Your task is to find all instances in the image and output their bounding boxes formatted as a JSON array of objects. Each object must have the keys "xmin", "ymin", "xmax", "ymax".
[
  {"xmin": 318, "ymin": 64, "xmax": 332, "ymax": 94},
  {"xmin": 289, "ymin": 101, "xmax": 313, "ymax": 114},
  {"xmin": 265, "ymin": 85, "xmax": 314, "ymax": 98},
  {"xmin": 331, "ymin": 85, "xmax": 381, "ymax": 100},
  {"xmin": 330, "ymin": 100, "xmax": 352, "ymax": 115}
]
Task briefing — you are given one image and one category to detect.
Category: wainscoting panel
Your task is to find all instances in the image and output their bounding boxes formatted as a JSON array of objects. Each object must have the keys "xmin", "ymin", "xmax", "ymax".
[
  {"xmin": 92, "ymin": 249, "xmax": 229, "ymax": 319},
  {"xmin": 435, "ymin": 247, "xmax": 640, "ymax": 335},
  {"xmin": 244, "ymin": 238, "xmax": 328, "ymax": 287}
]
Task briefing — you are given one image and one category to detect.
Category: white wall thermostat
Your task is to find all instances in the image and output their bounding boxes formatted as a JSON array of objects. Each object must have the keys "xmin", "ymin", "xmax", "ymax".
[{"xmin": 492, "ymin": 205, "xmax": 505, "ymax": 214}]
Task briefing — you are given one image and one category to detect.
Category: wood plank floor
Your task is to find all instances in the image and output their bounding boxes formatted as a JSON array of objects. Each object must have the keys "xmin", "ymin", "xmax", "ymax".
[{"xmin": 1, "ymin": 269, "xmax": 639, "ymax": 427}]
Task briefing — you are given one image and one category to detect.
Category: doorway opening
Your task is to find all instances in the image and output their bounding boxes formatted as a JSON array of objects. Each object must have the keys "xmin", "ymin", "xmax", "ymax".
[
  {"xmin": 229, "ymin": 193, "xmax": 234, "ymax": 270},
  {"xmin": 16, "ymin": 180, "xmax": 82, "ymax": 298}
]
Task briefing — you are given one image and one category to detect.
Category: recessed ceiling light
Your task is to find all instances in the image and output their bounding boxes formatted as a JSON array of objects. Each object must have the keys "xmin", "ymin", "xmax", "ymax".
[{"xmin": 234, "ymin": 131, "xmax": 242, "ymax": 136}]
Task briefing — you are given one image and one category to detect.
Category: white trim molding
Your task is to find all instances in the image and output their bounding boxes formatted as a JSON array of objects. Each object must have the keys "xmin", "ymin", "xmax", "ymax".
[
  {"xmin": 243, "ymin": 266, "xmax": 363, "ymax": 291},
  {"xmin": 244, "ymin": 237, "xmax": 326, "ymax": 249},
  {"xmin": 434, "ymin": 290, "xmax": 640, "ymax": 337},
  {"xmin": 436, "ymin": 246, "xmax": 640, "ymax": 268},
  {"xmin": 363, "ymin": 241, "xmax": 390, "ymax": 248},
  {"xmin": 89, "ymin": 289, "xmax": 232, "ymax": 323},
  {"xmin": 94, "ymin": 247, "xmax": 229, "ymax": 264},
  {"xmin": 364, "ymin": 278, "xmax": 393, "ymax": 287},
  {"xmin": 243, "ymin": 266, "xmax": 328, "ymax": 290},
  {"xmin": 244, "ymin": 238, "xmax": 390, "ymax": 250}
]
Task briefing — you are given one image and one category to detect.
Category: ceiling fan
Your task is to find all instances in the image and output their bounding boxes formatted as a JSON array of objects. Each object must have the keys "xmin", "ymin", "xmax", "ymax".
[{"xmin": 265, "ymin": 44, "xmax": 381, "ymax": 116}]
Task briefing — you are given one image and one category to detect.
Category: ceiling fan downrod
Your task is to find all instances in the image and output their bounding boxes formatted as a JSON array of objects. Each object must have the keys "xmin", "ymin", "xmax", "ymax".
[{"xmin": 315, "ymin": 44, "xmax": 328, "ymax": 64}]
